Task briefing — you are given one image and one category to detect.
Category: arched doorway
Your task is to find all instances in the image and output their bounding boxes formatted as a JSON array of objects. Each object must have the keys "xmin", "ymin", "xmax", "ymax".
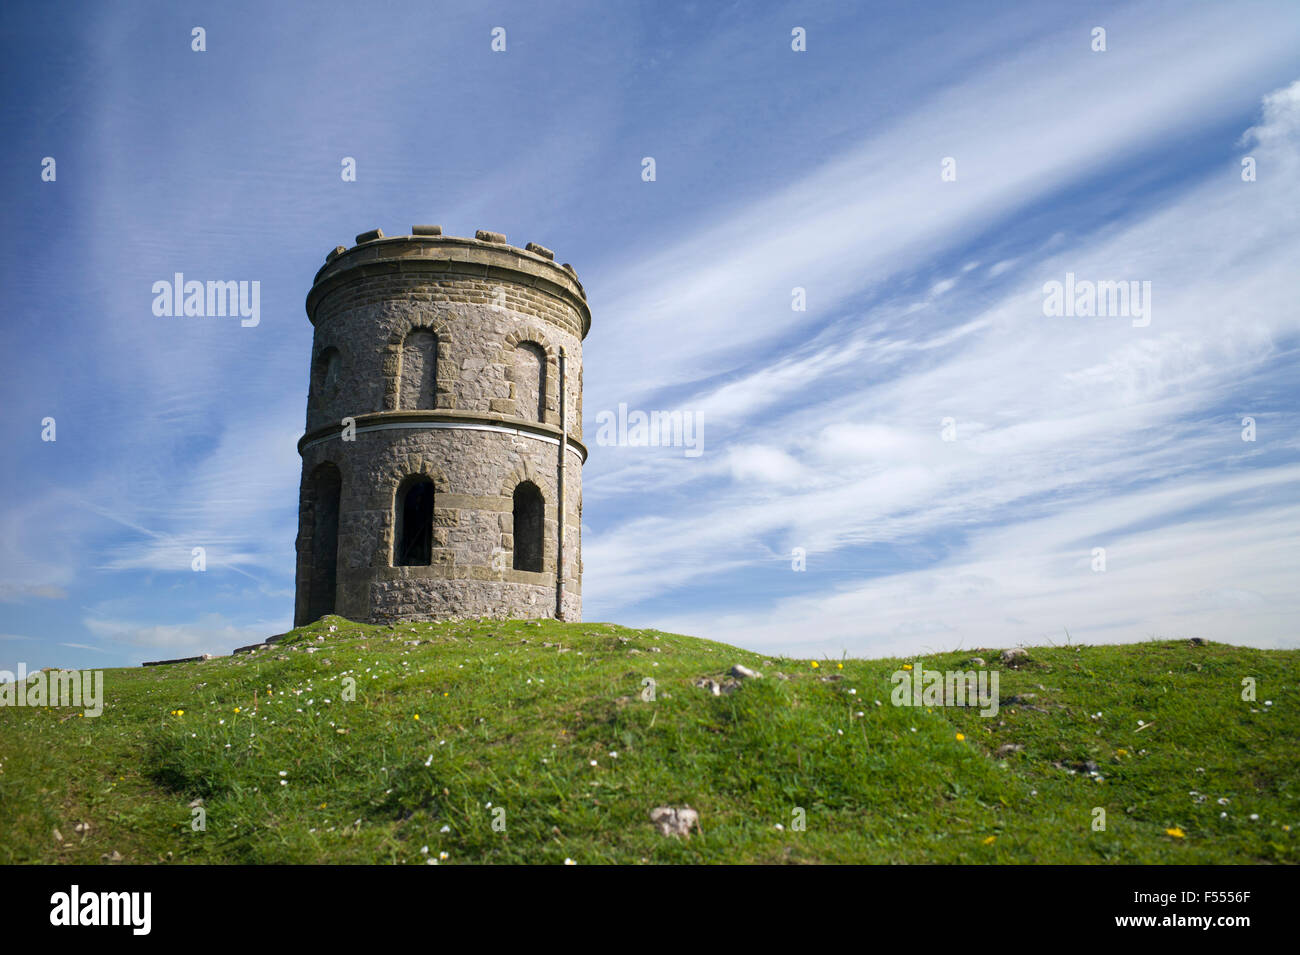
[
  {"xmin": 512, "ymin": 481, "xmax": 544, "ymax": 572},
  {"xmin": 305, "ymin": 462, "xmax": 342, "ymax": 621}
]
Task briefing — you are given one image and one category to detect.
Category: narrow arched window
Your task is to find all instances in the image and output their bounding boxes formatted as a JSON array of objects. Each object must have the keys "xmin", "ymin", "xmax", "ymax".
[
  {"xmin": 323, "ymin": 349, "xmax": 340, "ymax": 391},
  {"xmin": 313, "ymin": 347, "xmax": 341, "ymax": 404},
  {"xmin": 400, "ymin": 330, "xmax": 438, "ymax": 409},
  {"xmin": 512, "ymin": 481, "xmax": 544, "ymax": 572},
  {"xmin": 395, "ymin": 477, "xmax": 435, "ymax": 566},
  {"xmin": 512, "ymin": 342, "xmax": 546, "ymax": 422}
]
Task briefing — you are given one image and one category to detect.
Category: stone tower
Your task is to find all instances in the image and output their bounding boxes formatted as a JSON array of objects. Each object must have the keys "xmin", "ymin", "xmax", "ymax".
[{"xmin": 293, "ymin": 226, "xmax": 588, "ymax": 626}]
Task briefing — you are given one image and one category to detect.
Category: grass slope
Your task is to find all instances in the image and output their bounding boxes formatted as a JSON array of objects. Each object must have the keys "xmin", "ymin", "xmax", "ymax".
[{"xmin": 0, "ymin": 617, "xmax": 1295, "ymax": 864}]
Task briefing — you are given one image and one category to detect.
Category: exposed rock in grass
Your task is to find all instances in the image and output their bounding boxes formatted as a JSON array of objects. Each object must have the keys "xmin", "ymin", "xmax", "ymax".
[
  {"xmin": 1000, "ymin": 648, "xmax": 1029, "ymax": 666},
  {"xmin": 693, "ymin": 677, "xmax": 722, "ymax": 696},
  {"xmin": 694, "ymin": 675, "xmax": 743, "ymax": 696},
  {"xmin": 650, "ymin": 805, "xmax": 700, "ymax": 838},
  {"xmin": 730, "ymin": 664, "xmax": 762, "ymax": 680}
]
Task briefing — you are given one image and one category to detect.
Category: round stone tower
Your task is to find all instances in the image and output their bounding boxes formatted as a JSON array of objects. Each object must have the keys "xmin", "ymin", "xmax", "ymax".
[{"xmin": 294, "ymin": 226, "xmax": 588, "ymax": 625}]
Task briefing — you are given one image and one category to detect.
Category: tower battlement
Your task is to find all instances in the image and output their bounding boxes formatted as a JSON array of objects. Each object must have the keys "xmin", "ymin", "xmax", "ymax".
[{"xmin": 309, "ymin": 227, "xmax": 588, "ymax": 331}]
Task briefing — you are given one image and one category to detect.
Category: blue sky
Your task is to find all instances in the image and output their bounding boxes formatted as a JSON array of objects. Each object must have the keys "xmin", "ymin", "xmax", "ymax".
[{"xmin": 2, "ymin": 0, "xmax": 1299, "ymax": 673}]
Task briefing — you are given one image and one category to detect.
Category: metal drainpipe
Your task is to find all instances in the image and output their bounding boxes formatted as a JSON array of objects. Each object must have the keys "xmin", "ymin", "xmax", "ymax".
[{"xmin": 555, "ymin": 347, "xmax": 567, "ymax": 620}]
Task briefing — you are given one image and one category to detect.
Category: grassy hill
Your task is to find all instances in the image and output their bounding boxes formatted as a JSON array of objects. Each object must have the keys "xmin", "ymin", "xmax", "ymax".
[{"xmin": 0, "ymin": 617, "xmax": 1295, "ymax": 864}]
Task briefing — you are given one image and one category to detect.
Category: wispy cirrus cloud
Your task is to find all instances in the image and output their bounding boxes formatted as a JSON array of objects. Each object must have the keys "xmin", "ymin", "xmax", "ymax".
[
  {"xmin": 582, "ymin": 39, "xmax": 1300, "ymax": 656},
  {"xmin": 586, "ymin": 2, "xmax": 1300, "ymax": 406}
]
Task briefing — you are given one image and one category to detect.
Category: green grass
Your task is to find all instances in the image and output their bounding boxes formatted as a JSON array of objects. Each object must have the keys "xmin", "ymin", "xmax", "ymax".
[{"xmin": 0, "ymin": 617, "xmax": 1295, "ymax": 863}]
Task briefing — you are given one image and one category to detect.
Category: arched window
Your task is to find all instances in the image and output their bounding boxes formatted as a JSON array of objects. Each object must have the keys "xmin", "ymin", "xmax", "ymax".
[
  {"xmin": 512, "ymin": 342, "xmax": 546, "ymax": 422},
  {"xmin": 512, "ymin": 481, "xmax": 544, "ymax": 572},
  {"xmin": 304, "ymin": 462, "xmax": 341, "ymax": 622},
  {"xmin": 323, "ymin": 349, "xmax": 340, "ymax": 391},
  {"xmin": 400, "ymin": 329, "xmax": 438, "ymax": 410},
  {"xmin": 395, "ymin": 477, "xmax": 435, "ymax": 566}
]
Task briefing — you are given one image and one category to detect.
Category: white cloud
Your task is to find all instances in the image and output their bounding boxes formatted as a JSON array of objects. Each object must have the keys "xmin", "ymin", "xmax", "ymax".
[
  {"xmin": 1241, "ymin": 78, "xmax": 1300, "ymax": 149},
  {"xmin": 83, "ymin": 612, "xmax": 288, "ymax": 658},
  {"xmin": 656, "ymin": 472, "xmax": 1300, "ymax": 657},
  {"xmin": 725, "ymin": 445, "xmax": 809, "ymax": 485}
]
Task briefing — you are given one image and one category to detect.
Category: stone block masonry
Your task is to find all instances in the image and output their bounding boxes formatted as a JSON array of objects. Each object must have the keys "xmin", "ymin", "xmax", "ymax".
[{"xmin": 293, "ymin": 228, "xmax": 588, "ymax": 625}]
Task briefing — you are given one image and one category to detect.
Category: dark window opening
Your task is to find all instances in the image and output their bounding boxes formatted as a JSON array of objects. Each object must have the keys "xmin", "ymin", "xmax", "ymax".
[
  {"xmin": 396, "ymin": 478, "xmax": 435, "ymax": 566},
  {"xmin": 513, "ymin": 481, "xmax": 544, "ymax": 572},
  {"xmin": 305, "ymin": 463, "xmax": 341, "ymax": 622}
]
